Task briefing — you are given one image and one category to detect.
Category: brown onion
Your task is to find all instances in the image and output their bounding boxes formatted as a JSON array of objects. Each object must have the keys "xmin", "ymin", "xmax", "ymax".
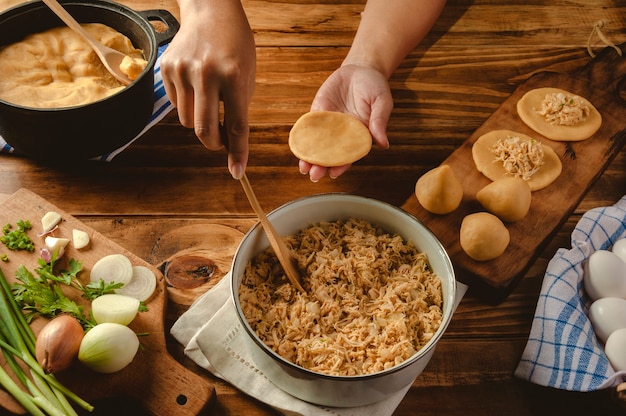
[{"xmin": 35, "ymin": 314, "xmax": 84, "ymax": 374}]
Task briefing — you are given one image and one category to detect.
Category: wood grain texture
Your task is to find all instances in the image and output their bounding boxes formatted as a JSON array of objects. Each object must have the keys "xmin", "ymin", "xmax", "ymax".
[
  {"xmin": 402, "ymin": 45, "xmax": 626, "ymax": 301},
  {"xmin": 0, "ymin": 189, "xmax": 215, "ymax": 416}
]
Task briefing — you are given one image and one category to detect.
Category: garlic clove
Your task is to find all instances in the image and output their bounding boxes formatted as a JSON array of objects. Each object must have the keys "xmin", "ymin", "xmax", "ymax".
[{"xmin": 41, "ymin": 211, "xmax": 62, "ymax": 233}]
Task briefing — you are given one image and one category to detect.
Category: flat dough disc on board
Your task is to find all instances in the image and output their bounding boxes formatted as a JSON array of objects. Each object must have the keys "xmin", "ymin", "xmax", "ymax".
[
  {"xmin": 472, "ymin": 129, "xmax": 562, "ymax": 191},
  {"xmin": 517, "ymin": 87, "xmax": 602, "ymax": 141}
]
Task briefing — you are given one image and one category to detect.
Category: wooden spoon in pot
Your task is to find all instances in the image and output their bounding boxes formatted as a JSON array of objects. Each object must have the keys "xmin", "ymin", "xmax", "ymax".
[
  {"xmin": 239, "ymin": 173, "xmax": 305, "ymax": 293},
  {"xmin": 41, "ymin": 0, "xmax": 133, "ymax": 85}
]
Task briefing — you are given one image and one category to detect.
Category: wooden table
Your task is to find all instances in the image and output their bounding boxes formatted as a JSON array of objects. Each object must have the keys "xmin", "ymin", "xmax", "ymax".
[{"xmin": 0, "ymin": 0, "xmax": 625, "ymax": 414}]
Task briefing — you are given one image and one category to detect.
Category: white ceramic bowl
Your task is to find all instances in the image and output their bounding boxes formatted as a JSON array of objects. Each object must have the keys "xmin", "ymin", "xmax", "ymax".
[{"xmin": 231, "ymin": 193, "xmax": 457, "ymax": 407}]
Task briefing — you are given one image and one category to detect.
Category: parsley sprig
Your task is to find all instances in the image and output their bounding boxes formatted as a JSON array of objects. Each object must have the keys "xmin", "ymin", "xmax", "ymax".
[{"xmin": 11, "ymin": 255, "xmax": 123, "ymax": 329}]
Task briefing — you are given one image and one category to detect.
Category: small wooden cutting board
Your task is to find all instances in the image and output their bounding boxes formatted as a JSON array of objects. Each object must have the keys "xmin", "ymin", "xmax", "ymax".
[
  {"xmin": 0, "ymin": 188, "xmax": 215, "ymax": 415},
  {"xmin": 401, "ymin": 45, "xmax": 626, "ymax": 303}
]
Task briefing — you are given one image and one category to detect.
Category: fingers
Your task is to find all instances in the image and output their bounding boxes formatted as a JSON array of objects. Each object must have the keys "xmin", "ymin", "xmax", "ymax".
[
  {"xmin": 224, "ymin": 117, "xmax": 249, "ymax": 180},
  {"xmin": 222, "ymin": 74, "xmax": 253, "ymax": 180},
  {"xmin": 368, "ymin": 115, "xmax": 390, "ymax": 150},
  {"xmin": 299, "ymin": 160, "xmax": 351, "ymax": 182},
  {"xmin": 193, "ymin": 82, "xmax": 223, "ymax": 152},
  {"xmin": 162, "ymin": 54, "xmax": 251, "ymax": 180},
  {"xmin": 307, "ymin": 165, "xmax": 329, "ymax": 183},
  {"xmin": 328, "ymin": 165, "xmax": 351, "ymax": 179},
  {"xmin": 368, "ymin": 95, "xmax": 393, "ymax": 150}
]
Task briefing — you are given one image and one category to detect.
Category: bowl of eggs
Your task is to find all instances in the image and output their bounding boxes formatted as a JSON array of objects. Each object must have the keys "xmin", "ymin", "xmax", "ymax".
[
  {"xmin": 230, "ymin": 193, "xmax": 457, "ymax": 407},
  {"xmin": 0, "ymin": 0, "xmax": 178, "ymax": 160}
]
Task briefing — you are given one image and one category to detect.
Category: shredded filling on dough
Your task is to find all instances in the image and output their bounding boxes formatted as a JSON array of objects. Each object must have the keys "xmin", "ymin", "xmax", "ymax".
[
  {"xmin": 491, "ymin": 135, "xmax": 545, "ymax": 181},
  {"xmin": 536, "ymin": 92, "xmax": 590, "ymax": 126},
  {"xmin": 239, "ymin": 218, "xmax": 443, "ymax": 376}
]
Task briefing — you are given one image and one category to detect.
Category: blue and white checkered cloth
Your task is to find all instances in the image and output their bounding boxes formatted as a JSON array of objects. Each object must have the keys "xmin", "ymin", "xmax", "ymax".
[
  {"xmin": 0, "ymin": 44, "xmax": 174, "ymax": 162},
  {"xmin": 515, "ymin": 194, "xmax": 626, "ymax": 391}
]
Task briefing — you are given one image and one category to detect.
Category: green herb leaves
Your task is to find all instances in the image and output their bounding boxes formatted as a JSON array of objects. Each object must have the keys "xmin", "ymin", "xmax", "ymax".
[
  {"xmin": 1, "ymin": 220, "xmax": 35, "ymax": 252},
  {"xmin": 12, "ymin": 256, "xmax": 122, "ymax": 329}
]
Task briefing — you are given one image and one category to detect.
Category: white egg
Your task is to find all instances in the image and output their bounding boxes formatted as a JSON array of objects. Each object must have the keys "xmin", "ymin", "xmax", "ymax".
[
  {"xmin": 588, "ymin": 297, "xmax": 626, "ymax": 343},
  {"xmin": 613, "ymin": 238, "xmax": 626, "ymax": 263},
  {"xmin": 605, "ymin": 328, "xmax": 626, "ymax": 372},
  {"xmin": 583, "ymin": 250, "xmax": 626, "ymax": 301}
]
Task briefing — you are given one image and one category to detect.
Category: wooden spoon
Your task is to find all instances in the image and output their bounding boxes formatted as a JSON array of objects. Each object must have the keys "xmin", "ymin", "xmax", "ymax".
[
  {"xmin": 239, "ymin": 173, "xmax": 305, "ymax": 293},
  {"xmin": 41, "ymin": 0, "xmax": 133, "ymax": 85}
]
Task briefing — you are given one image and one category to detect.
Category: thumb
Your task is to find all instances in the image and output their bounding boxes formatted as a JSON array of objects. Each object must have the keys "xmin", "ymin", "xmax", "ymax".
[{"xmin": 368, "ymin": 98, "xmax": 392, "ymax": 149}]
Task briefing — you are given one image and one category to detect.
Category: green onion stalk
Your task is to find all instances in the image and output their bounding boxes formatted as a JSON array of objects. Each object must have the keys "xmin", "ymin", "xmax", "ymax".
[{"xmin": 0, "ymin": 267, "xmax": 93, "ymax": 415}]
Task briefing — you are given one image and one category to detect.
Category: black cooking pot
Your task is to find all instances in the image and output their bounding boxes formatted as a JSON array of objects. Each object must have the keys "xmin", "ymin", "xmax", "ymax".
[{"xmin": 0, "ymin": 0, "xmax": 179, "ymax": 160}]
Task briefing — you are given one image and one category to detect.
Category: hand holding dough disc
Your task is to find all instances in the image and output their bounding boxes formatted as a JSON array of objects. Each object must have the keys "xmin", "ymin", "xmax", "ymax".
[{"xmin": 289, "ymin": 111, "xmax": 372, "ymax": 167}]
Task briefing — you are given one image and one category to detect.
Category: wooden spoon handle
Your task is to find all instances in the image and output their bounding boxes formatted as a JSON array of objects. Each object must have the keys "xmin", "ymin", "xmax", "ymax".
[
  {"xmin": 41, "ymin": 0, "xmax": 99, "ymax": 48},
  {"xmin": 40, "ymin": 0, "xmax": 132, "ymax": 85},
  {"xmin": 239, "ymin": 173, "xmax": 305, "ymax": 293}
]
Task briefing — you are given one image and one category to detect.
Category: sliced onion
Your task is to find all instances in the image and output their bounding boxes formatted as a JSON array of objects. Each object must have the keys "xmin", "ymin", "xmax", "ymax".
[
  {"xmin": 89, "ymin": 254, "xmax": 133, "ymax": 286},
  {"xmin": 116, "ymin": 265, "xmax": 157, "ymax": 302},
  {"xmin": 91, "ymin": 294, "xmax": 140, "ymax": 325},
  {"xmin": 78, "ymin": 323, "xmax": 139, "ymax": 373}
]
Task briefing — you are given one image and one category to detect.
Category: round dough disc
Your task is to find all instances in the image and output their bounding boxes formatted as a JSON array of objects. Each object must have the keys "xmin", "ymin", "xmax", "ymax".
[
  {"xmin": 471, "ymin": 129, "xmax": 562, "ymax": 191},
  {"xmin": 289, "ymin": 111, "xmax": 372, "ymax": 167},
  {"xmin": 517, "ymin": 87, "xmax": 602, "ymax": 141}
]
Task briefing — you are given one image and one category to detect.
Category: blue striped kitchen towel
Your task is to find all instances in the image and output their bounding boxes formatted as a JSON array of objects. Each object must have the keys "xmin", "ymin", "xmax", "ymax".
[
  {"xmin": 0, "ymin": 44, "xmax": 174, "ymax": 162},
  {"xmin": 515, "ymin": 194, "xmax": 626, "ymax": 391}
]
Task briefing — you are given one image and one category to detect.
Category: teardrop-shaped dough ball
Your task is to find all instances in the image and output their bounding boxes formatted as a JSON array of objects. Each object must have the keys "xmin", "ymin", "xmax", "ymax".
[
  {"xmin": 415, "ymin": 165, "xmax": 463, "ymax": 214},
  {"xmin": 476, "ymin": 177, "xmax": 531, "ymax": 222},
  {"xmin": 460, "ymin": 212, "xmax": 510, "ymax": 261}
]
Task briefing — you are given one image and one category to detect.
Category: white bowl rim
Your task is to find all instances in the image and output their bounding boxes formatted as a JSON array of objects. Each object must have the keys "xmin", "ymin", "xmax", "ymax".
[{"xmin": 231, "ymin": 192, "xmax": 457, "ymax": 380}]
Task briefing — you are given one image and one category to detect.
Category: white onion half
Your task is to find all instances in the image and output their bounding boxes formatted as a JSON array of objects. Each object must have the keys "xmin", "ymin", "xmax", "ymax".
[
  {"xmin": 91, "ymin": 294, "xmax": 140, "ymax": 325},
  {"xmin": 78, "ymin": 323, "xmax": 139, "ymax": 373}
]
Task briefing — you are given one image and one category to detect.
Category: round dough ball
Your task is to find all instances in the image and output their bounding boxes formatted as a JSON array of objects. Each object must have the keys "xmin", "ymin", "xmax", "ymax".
[
  {"xmin": 476, "ymin": 177, "xmax": 531, "ymax": 222},
  {"xmin": 460, "ymin": 212, "xmax": 510, "ymax": 261},
  {"xmin": 415, "ymin": 165, "xmax": 463, "ymax": 214}
]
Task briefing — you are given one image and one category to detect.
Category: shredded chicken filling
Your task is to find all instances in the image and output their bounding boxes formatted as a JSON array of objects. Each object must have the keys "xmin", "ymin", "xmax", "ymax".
[
  {"xmin": 239, "ymin": 218, "xmax": 443, "ymax": 376},
  {"xmin": 491, "ymin": 135, "xmax": 545, "ymax": 181},
  {"xmin": 537, "ymin": 92, "xmax": 590, "ymax": 126}
]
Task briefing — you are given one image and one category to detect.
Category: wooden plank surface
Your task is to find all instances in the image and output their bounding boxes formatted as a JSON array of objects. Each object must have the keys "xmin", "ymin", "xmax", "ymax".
[
  {"xmin": 0, "ymin": 189, "xmax": 215, "ymax": 416},
  {"xmin": 401, "ymin": 45, "xmax": 626, "ymax": 301}
]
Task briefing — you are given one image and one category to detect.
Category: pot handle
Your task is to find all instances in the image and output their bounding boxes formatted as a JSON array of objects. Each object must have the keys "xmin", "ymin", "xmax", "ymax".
[{"xmin": 138, "ymin": 9, "xmax": 180, "ymax": 46}]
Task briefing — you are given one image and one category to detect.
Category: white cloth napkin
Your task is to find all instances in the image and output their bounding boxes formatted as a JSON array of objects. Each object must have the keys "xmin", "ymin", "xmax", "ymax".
[
  {"xmin": 515, "ymin": 195, "xmax": 626, "ymax": 391},
  {"xmin": 0, "ymin": 44, "xmax": 174, "ymax": 162},
  {"xmin": 171, "ymin": 272, "xmax": 467, "ymax": 416}
]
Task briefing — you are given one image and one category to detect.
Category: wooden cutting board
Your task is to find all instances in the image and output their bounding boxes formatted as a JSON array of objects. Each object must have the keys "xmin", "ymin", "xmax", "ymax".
[
  {"xmin": 0, "ymin": 188, "xmax": 215, "ymax": 415},
  {"xmin": 401, "ymin": 45, "xmax": 626, "ymax": 303}
]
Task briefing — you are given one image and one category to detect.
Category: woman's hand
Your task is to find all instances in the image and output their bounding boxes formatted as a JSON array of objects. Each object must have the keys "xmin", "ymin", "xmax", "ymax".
[
  {"xmin": 161, "ymin": 0, "xmax": 256, "ymax": 179},
  {"xmin": 300, "ymin": 63, "xmax": 393, "ymax": 182}
]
